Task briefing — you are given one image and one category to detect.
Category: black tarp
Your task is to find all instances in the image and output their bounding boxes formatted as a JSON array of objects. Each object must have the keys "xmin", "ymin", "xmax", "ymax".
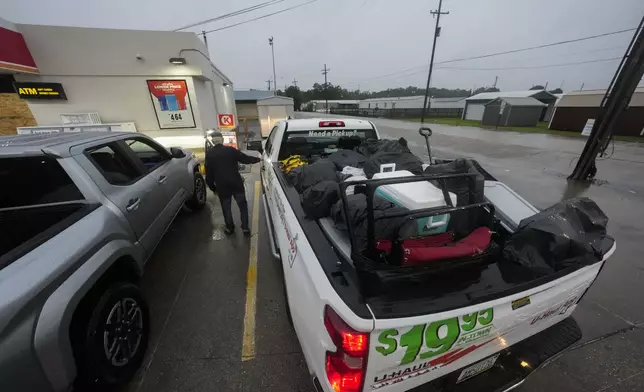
[
  {"xmin": 355, "ymin": 138, "xmax": 423, "ymax": 178},
  {"xmin": 502, "ymin": 197, "xmax": 613, "ymax": 276},
  {"xmin": 301, "ymin": 180, "xmax": 340, "ymax": 219},
  {"xmin": 327, "ymin": 149, "xmax": 375, "ymax": 173},
  {"xmin": 423, "ymin": 159, "xmax": 485, "ymax": 205},
  {"xmin": 289, "ymin": 160, "xmax": 338, "ymax": 192},
  {"xmin": 330, "ymin": 194, "xmax": 409, "ymax": 251}
]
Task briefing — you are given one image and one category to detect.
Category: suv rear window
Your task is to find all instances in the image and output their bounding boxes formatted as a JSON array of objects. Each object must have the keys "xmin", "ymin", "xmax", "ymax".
[
  {"xmin": 279, "ymin": 129, "xmax": 376, "ymax": 160},
  {"xmin": 0, "ymin": 157, "xmax": 84, "ymax": 208}
]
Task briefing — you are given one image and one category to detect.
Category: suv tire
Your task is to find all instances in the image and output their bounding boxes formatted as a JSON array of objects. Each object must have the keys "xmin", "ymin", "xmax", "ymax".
[
  {"xmin": 186, "ymin": 172, "xmax": 207, "ymax": 211},
  {"xmin": 73, "ymin": 282, "xmax": 150, "ymax": 389}
]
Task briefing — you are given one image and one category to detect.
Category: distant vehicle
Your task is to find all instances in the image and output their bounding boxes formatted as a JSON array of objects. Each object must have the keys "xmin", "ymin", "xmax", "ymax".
[
  {"xmin": 0, "ymin": 132, "xmax": 206, "ymax": 392},
  {"xmin": 248, "ymin": 118, "xmax": 615, "ymax": 392}
]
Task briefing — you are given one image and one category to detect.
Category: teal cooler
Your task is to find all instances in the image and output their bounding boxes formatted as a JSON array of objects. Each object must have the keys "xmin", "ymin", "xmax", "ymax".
[{"xmin": 373, "ymin": 170, "xmax": 457, "ymax": 235}]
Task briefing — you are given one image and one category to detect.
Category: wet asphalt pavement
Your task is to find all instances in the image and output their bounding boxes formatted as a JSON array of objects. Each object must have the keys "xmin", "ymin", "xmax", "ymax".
[{"xmin": 125, "ymin": 113, "xmax": 644, "ymax": 392}]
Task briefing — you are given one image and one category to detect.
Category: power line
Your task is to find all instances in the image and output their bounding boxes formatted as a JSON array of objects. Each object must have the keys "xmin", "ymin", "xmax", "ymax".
[
  {"xmin": 435, "ymin": 28, "xmax": 637, "ymax": 65},
  {"xmin": 174, "ymin": 0, "xmax": 283, "ymax": 31},
  {"xmin": 203, "ymin": 0, "xmax": 318, "ymax": 34},
  {"xmin": 435, "ymin": 57, "xmax": 622, "ymax": 71},
  {"xmin": 341, "ymin": 28, "xmax": 636, "ymax": 84}
]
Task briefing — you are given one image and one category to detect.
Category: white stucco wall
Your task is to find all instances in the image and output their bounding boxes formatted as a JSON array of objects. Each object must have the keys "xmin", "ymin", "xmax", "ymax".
[{"xmin": 13, "ymin": 23, "xmax": 235, "ymax": 148}]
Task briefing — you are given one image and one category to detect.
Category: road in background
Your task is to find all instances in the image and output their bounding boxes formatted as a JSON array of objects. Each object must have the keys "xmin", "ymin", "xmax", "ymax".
[{"xmin": 122, "ymin": 116, "xmax": 644, "ymax": 392}]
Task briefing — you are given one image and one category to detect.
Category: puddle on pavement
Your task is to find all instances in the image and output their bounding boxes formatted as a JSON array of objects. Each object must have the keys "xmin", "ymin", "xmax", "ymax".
[{"xmin": 212, "ymin": 228, "xmax": 227, "ymax": 241}]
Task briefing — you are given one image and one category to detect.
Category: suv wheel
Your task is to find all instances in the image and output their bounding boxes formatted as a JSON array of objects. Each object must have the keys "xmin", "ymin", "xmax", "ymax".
[
  {"xmin": 186, "ymin": 172, "xmax": 207, "ymax": 211},
  {"xmin": 73, "ymin": 282, "xmax": 149, "ymax": 389}
]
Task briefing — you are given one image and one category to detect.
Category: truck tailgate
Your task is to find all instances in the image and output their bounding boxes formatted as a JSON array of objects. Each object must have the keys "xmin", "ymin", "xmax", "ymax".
[{"xmin": 364, "ymin": 249, "xmax": 613, "ymax": 392}]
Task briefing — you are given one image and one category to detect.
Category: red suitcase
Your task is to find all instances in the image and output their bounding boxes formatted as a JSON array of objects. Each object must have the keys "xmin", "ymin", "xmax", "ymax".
[{"xmin": 401, "ymin": 227, "xmax": 492, "ymax": 266}]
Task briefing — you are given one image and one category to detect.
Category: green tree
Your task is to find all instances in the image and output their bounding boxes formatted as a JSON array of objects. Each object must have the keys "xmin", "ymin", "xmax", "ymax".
[
  {"xmin": 471, "ymin": 87, "xmax": 500, "ymax": 95},
  {"xmin": 549, "ymin": 88, "xmax": 563, "ymax": 94},
  {"xmin": 284, "ymin": 85, "xmax": 303, "ymax": 110},
  {"xmin": 529, "ymin": 85, "xmax": 545, "ymax": 90}
]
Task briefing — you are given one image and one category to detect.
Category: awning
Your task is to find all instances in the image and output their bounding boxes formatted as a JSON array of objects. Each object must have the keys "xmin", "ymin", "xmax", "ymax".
[{"xmin": 0, "ymin": 18, "xmax": 38, "ymax": 74}]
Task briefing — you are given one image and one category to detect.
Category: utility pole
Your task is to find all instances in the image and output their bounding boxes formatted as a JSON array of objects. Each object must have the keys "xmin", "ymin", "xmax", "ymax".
[
  {"xmin": 420, "ymin": 0, "xmax": 449, "ymax": 124},
  {"xmin": 322, "ymin": 63, "xmax": 330, "ymax": 114},
  {"xmin": 292, "ymin": 78, "xmax": 298, "ymax": 87},
  {"xmin": 201, "ymin": 31, "xmax": 209, "ymax": 52},
  {"xmin": 559, "ymin": 80, "xmax": 565, "ymax": 90},
  {"xmin": 268, "ymin": 36, "xmax": 277, "ymax": 91},
  {"xmin": 570, "ymin": 17, "xmax": 644, "ymax": 181},
  {"xmin": 544, "ymin": 81, "xmax": 549, "ymax": 90},
  {"xmin": 266, "ymin": 79, "xmax": 272, "ymax": 91},
  {"xmin": 493, "ymin": 76, "xmax": 498, "ymax": 89},
  {"xmin": 580, "ymin": 82, "xmax": 585, "ymax": 91}
]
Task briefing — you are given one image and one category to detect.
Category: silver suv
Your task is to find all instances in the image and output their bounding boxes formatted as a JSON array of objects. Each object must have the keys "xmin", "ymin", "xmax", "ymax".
[{"xmin": 0, "ymin": 132, "xmax": 206, "ymax": 392}]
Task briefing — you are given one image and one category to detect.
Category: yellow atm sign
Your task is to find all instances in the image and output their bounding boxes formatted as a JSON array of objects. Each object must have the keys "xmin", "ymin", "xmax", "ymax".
[{"xmin": 14, "ymin": 82, "xmax": 67, "ymax": 100}]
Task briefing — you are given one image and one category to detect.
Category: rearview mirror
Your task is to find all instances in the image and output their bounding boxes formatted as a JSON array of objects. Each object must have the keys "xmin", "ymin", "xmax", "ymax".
[
  {"xmin": 246, "ymin": 140, "xmax": 263, "ymax": 154},
  {"xmin": 170, "ymin": 147, "xmax": 186, "ymax": 158}
]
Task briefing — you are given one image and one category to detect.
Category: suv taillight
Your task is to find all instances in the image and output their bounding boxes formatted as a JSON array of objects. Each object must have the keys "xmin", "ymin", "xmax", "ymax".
[{"xmin": 324, "ymin": 306, "xmax": 369, "ymax": 392}]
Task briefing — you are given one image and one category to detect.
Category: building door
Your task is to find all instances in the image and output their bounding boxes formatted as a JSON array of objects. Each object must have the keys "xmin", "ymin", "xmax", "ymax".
[{"xmin": 465, "ymin": 103, "xmax": 485, "ymax": 121}]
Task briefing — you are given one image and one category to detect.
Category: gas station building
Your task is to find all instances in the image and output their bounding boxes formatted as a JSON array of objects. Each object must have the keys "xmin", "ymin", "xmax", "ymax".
[{"xmin": 0, "ymin": 18, "xmax": 236, "ymax": 148}]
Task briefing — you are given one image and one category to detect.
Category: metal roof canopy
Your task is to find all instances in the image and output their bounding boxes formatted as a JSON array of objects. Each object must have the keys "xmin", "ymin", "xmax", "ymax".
[
  {"xmin": 233, "ymin": 90, "xmax": 275, "ymax": 102},
  {"xmin": 466, "ymin": 90, "xmax": 558, "ymax": 102},
  {"xmin": 556, "ymin": 87, "xmax": 644, "ymax": 108},
  {"xmin": 485, "ymin": 97, "xmax": 546, "ymax": 107}
]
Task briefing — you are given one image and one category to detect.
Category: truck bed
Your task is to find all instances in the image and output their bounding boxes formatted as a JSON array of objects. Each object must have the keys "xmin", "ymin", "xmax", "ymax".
[
  {"xmin": 0, "ymin": 202, "xmax": 98, "ymax": 269},
  {"xmin": 275, "ymin": 162, "xmax": 615, "ymax": 319}
]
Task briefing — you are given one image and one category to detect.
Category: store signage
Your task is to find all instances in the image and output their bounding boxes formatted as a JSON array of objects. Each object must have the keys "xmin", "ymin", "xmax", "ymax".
[
  {"xmin": 14, "ymin": 82, "xmax": 66, "ymax": 100},
  {"xmin": 221, "ymin": 131, "xmax": 238, "ymax": 149},
  {"xmin": 0, "ymin": 19, "xmax": 39, "ymax": 74},
  {"xmin": 147, "ymin": 80, "xmax": 196, "ymax": 129},
  {"xmin": 218, "ymin": 114, "xmax": 235, "ymax": 129},
  {"xmin": 581, "ymin": 119, "xmax": 595, "ymax": 137}
]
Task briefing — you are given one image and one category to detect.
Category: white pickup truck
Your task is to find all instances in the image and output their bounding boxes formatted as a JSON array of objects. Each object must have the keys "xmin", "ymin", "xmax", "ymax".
[{"xmin": 249, "ymin": 118, "xmax": 615, "ymax": 392}]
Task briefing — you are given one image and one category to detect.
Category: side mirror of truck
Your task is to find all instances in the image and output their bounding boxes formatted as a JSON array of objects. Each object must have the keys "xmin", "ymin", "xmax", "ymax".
[
  {"xmin": 170, "ymin": 147, "xmax": 186, "ymax": 158},
  {"xmin": 247, "ymin": 140, "xmax": 263, "ymax": 154}
]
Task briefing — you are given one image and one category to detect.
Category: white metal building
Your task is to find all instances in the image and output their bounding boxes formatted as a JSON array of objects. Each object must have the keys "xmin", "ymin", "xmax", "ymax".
[
  {"xmin": 463, "ymin": 90, "xmax": 558, "ymax": 122},
  {"xmin": 358, "ymin": 96, "xmax": 466, "ymax": 110},
  {"xmin": 257, "ymin": 95, "xmax": 294, "ymax": 137},
  {"xmin": 4, "ymin": 21, "xmax": 236, "ymax": 148}
]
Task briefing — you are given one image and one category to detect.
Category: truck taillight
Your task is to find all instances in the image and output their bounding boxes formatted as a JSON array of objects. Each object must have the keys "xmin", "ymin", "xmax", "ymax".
[
  {"xmin": 319, "ymin": 121, "xmax": 345, "ymax": 127},
  {"xmin": 324, "ymin": 306, "xmax": 369, "ymax": 392}
]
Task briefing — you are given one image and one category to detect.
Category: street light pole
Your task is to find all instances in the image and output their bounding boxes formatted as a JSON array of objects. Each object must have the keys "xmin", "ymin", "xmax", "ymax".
[{"xmin": 269, "ymin": 36, "xmax": 277, "ymax": 92}]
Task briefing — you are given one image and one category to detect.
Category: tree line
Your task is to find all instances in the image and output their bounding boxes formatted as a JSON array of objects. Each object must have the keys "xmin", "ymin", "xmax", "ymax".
[{"xmin": 274, "ymin": 83, "xmax": 562, "ymax": 110}]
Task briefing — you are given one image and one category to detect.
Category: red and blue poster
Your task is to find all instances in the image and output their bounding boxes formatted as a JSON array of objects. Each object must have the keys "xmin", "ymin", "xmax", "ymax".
[{"xmin": 147, "ymin": 80, "xmax": 196, "ymax": 129}]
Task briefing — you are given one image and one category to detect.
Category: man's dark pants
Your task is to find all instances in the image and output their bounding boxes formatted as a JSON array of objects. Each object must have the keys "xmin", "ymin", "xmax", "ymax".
[{"xmin": 219, "ymin": 192, "xmax": 249, "ymax": 231}]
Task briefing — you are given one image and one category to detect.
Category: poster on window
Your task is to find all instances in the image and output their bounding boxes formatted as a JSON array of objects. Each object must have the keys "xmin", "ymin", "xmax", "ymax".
[{"xmin": 147, "ymin": 80, "xmax": 196, "ymax": 129}]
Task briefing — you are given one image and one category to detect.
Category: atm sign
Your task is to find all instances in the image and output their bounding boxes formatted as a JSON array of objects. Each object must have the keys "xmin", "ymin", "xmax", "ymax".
[{"xmin": 14, "ymin": 82, "xmax": 67, "ymax": 100}]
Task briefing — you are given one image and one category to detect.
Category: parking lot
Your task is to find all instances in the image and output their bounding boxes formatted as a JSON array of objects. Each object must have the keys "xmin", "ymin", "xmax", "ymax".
[{"xmin": 125, "ymin": 114, "xmax": 644, "ymax": 392}]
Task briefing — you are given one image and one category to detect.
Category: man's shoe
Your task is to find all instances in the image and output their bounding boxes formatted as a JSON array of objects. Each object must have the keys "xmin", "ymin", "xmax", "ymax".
[
  {"xmin": 242, "ymin": 229, "xmax": 251, "ymax": 237},
  {"xmin": 224, "ymin": 227, "xmax": 235, "ymax": 235}
]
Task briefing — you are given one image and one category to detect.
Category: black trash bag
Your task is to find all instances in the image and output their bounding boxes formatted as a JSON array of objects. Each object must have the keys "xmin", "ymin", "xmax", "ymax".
[
  {"xmin": 301, "ymin": 181, "xmax": 340, "ymax": 219},
  {"xmin": 290, "ymin": 159, "xmax": 338, "ymax": 192},
  {"xmin": 354, "ymin": 137, "xmax": 423, "ymax": 177},
  {"xmin": 327, "ymin": 149, "xmax": 371, "ymax": 170},
  {"xmin": 423, "ymin": 158, "xmax": 485, "ymax": 205},
  {"xmin": 365, "ymin": 151, "xmax": 424, "ymax": 177},
  {"xmin": 330, "ymin": 194, "xmax": 408, "ymax": 251},
  {"xmin": 502, "ymin": 197, "xmax": 612, "ymax": 276},
  {"xmin": 355, "ymin": 138, "xmax": 411, "ymax": 156}
]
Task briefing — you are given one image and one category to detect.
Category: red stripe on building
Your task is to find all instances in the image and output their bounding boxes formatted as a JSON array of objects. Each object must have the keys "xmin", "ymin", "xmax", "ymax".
[{"xmin": 0, "ymin": 25, "xmax": 38, "ymax": 73}]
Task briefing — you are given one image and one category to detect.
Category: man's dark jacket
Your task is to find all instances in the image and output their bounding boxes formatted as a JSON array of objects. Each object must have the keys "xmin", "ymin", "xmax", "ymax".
[{"xmin": 205, "ymin": 145, "xmax": 261, "ymax": 196}]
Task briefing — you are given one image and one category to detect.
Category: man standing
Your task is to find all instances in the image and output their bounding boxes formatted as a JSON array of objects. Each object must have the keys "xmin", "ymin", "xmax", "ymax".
[{"xmin": 205, "ymin": 132, "xmax": 261, "ymax": 236}]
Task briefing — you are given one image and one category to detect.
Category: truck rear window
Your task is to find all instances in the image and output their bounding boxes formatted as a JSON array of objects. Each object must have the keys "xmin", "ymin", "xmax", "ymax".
[
  {"xmin": 0, "ymin": 156, "xmax": 84, "ymax": 208},
  {"xmin": 279, "ymin": 129, "xmax": 376, "ymax": 159}
]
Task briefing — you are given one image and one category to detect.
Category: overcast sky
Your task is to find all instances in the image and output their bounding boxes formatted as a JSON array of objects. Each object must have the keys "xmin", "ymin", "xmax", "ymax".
[{"xmin": 4, "ymin": 0, "xmax": 643, "ymax": 92}]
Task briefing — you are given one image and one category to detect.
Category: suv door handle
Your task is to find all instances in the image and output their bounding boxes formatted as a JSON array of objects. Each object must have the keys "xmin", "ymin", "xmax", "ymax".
[
  {"xmin": 158, "ymin": 175, "xmax": 167, "ymax": 184},
  {"xmin": 126, "ymin": 198, "xmax": 141, "ymax": 212}
]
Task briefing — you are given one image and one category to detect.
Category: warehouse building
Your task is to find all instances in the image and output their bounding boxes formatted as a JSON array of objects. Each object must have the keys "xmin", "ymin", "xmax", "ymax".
[
  {"xmin": 481, "ymin": 97, "xmax": 546, "ymax": 127},
  {"xmin": 234, "ymin": 90, "xmax": 294, "ymax": 137},
  {"xmin": 463, "ymin": 90, "xmax": 558, "ymax": 122},
  {"xmin": 0, "ymin": 18, "xmax": 236, "ymax": 148},
  {"xmin": 308, "ymin": 100, "xmax": 360, "ymax": 112},
  {"xmin": 353, "ymin": 96, "xmax": 466, "ymax": 118},
  {"xmin": 549, "ymin": 88, "xmax": 644, "ymax": 136}
]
